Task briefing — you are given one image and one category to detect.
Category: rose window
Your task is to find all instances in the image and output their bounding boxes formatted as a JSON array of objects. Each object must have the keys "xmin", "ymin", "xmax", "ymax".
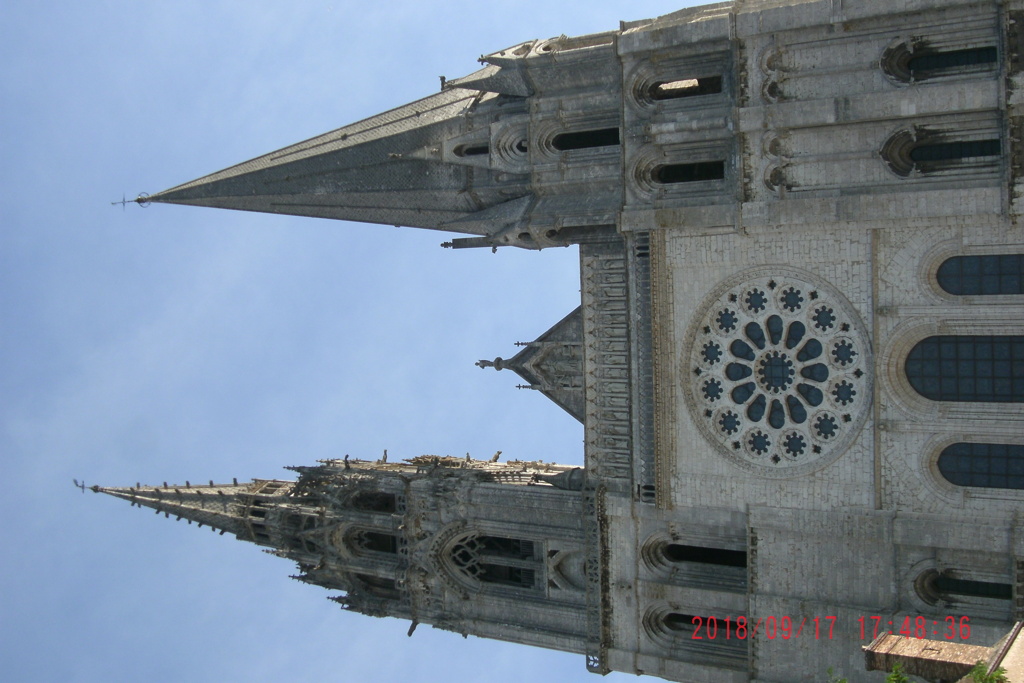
[{"xmin": 685, "ymin": 270, "xmax": 872, "ymax": 475}]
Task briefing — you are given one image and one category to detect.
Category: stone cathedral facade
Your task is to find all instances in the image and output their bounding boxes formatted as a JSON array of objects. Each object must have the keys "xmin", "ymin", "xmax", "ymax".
[{"xmin": 97, "ymin": 0, "xmax": 1024, "ymax": 680}]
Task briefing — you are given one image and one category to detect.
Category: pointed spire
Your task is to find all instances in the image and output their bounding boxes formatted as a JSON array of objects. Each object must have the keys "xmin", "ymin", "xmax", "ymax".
[
  {"xmin": 91, "ymin": 480, "xmax": 261, "ymax": 537},
  {"xmin": 143, "ymin": 88, "xmax": 527, "ymax": 237}
]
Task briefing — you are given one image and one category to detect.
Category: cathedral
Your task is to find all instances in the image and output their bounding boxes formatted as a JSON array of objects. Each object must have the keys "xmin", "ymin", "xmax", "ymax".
[{"xmin": 96, "ymin": 0, "xmax": 1024, "ymax": 680}]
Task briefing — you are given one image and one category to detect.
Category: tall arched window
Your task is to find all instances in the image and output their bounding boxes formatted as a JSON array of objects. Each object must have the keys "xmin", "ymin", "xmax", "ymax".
[
  {"xmin": 552, "ymin": 128, "xmax": 620, "ymax": 151},
  {"xmin": 882, "ymin": 42, "xmax": 998, "ymax": 83},
  {"xmin": 937, "ymin": 255, "xmax": 1024, "ymax": 295},
  {"xmin": 905, "ymin": 336, "xmax": 1024, "ymax": 402},
  {"xmin": 649, "ymin": 76, "xmax": 722, "ymax": 100},
  {"xmin": 937, "ymin": 442, "xmax": 1024, "ymax": 489},
  {"xmin": 652, "ymin": 161, "xmax": 725, "ymax": 184},
  {"xmin": 450, "ymin": 534, "xmax": 539, "ymax": 589},
  {"xmin": 350, "ymin": 530, "xmax": 398, "ymax": 555},
  {"xmin": 916, "ymin": 569, "xmax": 1012, "ymax": 604},
  {"xmin": 663, "ymin": 544, "xmax": 747, "ymax": 567},
  {"xmin": 881, "ymin": 131, "xmax": 1001, "ymax": 176}
]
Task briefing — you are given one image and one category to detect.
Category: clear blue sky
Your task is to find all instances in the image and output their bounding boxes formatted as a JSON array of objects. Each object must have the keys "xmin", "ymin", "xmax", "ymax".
[{"xmin": 2, "ymin": 2, "xmax": 694, "ymax": 681}]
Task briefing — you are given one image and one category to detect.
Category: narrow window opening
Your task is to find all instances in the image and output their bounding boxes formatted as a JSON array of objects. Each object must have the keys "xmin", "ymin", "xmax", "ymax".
[
  {"xmin": 919, "ymin": 569, "xmax": 1013, "ymax": 602},
  {"xmin": 938, "ymin": 443, "xmax": 1024, "ymax": 489},
  {"xmin": 909, "ymin": 139, "xmax": 1000, "ymax": 162},
  {"xmin": 552, "ymin": 128, "xmax": 620, "ymax": 151},
  {"xmin": 934, "ymin": 574, "xmax": 1013, "ymax": 600},
  {"xmin": 650, "ymin": 76, "xmax": 723, "ymax": 100},
  {"xmin": 908, "ymin": 46, "xmax": 998, "ymax": 76},
  {"xmin": 664, "ymin": 544, "xmax": 747, "ymax": 568},
  {"xmin": 249, "ymin": 508, "xmax": 267, "ymax": 519},
  {"xmin": 937, "ymin": 254, "xmax": 1023, "ymax": 296},
  {"xmin": 454, "ymin": 144, "xmax": 489, "ymax": 157},
  {"xmin": 653, "ymin": 161, "xmax": 725, "ymax": 184}
]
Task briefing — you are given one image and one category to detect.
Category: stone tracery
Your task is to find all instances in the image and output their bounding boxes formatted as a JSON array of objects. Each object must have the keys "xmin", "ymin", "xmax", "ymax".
[{"xmin": 685, "ymin": 269, "xmax": 872, "ymax": 475}]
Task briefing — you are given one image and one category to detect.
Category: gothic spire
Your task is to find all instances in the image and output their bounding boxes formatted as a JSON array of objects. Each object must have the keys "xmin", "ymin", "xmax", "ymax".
[
  {"xmin": 91, "ymin": 480, "xmax": 264, "ymax": 537},
  {"xmin": 142, "ymin": 88, "xmax": 532, "ymax": 238}
]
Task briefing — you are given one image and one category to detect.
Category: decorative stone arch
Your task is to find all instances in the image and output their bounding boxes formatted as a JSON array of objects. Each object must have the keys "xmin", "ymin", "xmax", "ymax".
[
  {"xmin": 532, "ymin": 117, "xmax": 621, "ymax": 160},
  {"xmin": 918, "ymin": 238, "xmax": 973, "ymax": 304},
  {"xmin": 488, "ymin": 120, "xmax": 531, "ymax": 174},
  {"xmin": 880, "ymin": 35, "xmax": 999, "ymax": 86},
  {"xmin": 344, "ymin": 525, "xmax": 402, "ymax": 557},
  {"xmin": 546, "ymin": 549, "xmax": 587, "ymax": 592},
  {"xmin": 902, "ymin": 558, "xmax": 1014, "ymax": 622},
  {"xmin": 639, "ymin": 533, "xmax": 747, "ymax": 592},
  {"xmin": 434, "ymin": 528, "xmax": 542, "ymax": 595},
  {"xmin": 628, "ymin": 142, "xmax": 732, "ymax": 201},
  {"xmin": 427, "ymin": 521, "xmax": 473, "ymax": 598},
  {"xmin": 622, "ymin": 49, "xmax": 731, "ymax": 111},
  {"xmin": 879, "ymin": 124, "xmax": 1002, "ymax": 179},
  {"xmin": 914, "ymin": 433, "xmax": 973, "ymax": 506},
  {"xmin": 641, "ymin": 603, "xmax": 747, "ymax": 667}
]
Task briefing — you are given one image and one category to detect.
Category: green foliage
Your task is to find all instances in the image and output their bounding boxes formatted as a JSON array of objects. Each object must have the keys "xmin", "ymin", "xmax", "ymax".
[
  {"xmin": 824, "ymin": 666, "xmax": 848, "ymax": 683},
  {"xmin": 885, "ymin": 662, "xmax": 911, "ymax": 683},
  {"xmin": 968, "ymin": 661, "xmax": 1008, "ymax": 683}
]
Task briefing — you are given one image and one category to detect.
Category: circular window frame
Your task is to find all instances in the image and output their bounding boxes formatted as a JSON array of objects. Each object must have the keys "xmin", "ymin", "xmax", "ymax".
[{"xmin": 682, "ymin": 266, "xmax": 873, "ymax": 477}]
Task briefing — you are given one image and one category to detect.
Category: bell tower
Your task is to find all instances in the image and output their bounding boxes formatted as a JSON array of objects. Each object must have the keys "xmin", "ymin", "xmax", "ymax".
[{"xmin": 95, "ymin": 455, "xmax": 593, "ymax": 652}]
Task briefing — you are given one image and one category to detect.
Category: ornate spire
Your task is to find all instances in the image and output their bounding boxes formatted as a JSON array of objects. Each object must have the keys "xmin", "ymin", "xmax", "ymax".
[{"xmin": 91, "ymin": 480, "xmax": 268, "ymax": 538}]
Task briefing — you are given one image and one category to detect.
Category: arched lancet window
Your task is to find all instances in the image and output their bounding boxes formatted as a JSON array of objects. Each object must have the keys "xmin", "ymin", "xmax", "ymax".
[
  {"xmin": 907, "ymin": 47, "xmax": 998, "ymax": 76},
  {"xmin": 905, "ymin": 336, "xmax": 1024, "ymax": 402},
  {"xmin": 649, "ymin": 76, "xmax": 722, "ymax": 100},
  {"xmin": 882, "ymin": 42, "xmax": 998, "ymax": 82},
  {"xmin": 917, "ymin": 569, "xmax": 1012, "ymax": 604},
  {"xmin": 937, "ymin": 442, "xmax": 1024, "ymax": 489},
  {"xmin": 937, "ymin": 254, "xmax": 1024, "ymax": 295},
  {"xmin": 909, "ymin": 139, "xmax": 1000, "ymax": 163},
  {"xmin": 645, "ymin": 610, "xmax": 748, "ymax": 662},
  {"xmin": 663, "ymin": 544, "xmax": 747, "ymax": 568},
  {"xmin": 450, "ymin": 534, "xmax": 539, "ymax": 589},
  {"xmin": 881, "ymin": 131, "xmax": 1001, "ymax": 176},
  {"xmin": 350, "ymin": 530, "xmax": 398, "ymax": 554},
  {"xmin": 652, "ymin": 161, "xmax": 725, "ymax": 184},
  {"xmin": 454, "ymin": 143, "xmax": 489, "ymax": 157},
  {"xmin": 552, "ymin": 128, "xmax": 620, "ymax": 151}
]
